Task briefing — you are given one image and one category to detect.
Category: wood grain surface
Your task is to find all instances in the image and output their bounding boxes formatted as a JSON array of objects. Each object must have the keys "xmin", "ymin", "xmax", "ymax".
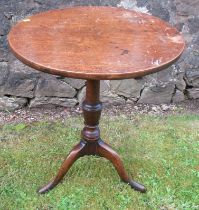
[{"xmin": 8, "ymin": 6, "xmax": 185, "ymax": 80}]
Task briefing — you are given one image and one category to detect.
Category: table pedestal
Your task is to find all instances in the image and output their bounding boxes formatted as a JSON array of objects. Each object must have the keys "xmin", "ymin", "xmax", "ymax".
[{"xmin": 38, "ymin": 80, "xmax": 146, "ymax": 194}]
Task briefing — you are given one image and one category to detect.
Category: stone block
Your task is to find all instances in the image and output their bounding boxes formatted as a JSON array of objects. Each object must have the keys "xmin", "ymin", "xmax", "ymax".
[
  {"xmin": 35, "ymin": 76, "xmax": 76, "ymax": 98},
  {"xmin": 64, "ymin": 78, "xmax": 85, "ymax": 89},
  {"xmin": 186, "ymin": 88, "xmax": 199, "ymax": 99},
  {"xmin": 172, "ymin": 90, "xmax": 186, "ymax": 103},
  {"xmin": 0, "ymin": 62, "xmax": 9, "ymax": 86},
  {"xmin": 0, "ymin": 60, "xmax": 39, "ymax": 98},
  {"xmin": 77, "ymin": 80, "xmax": 125, "ymax": 105},
  {"xmin": 138, "ymin": 83, "xmax": 175, "ymax": 104},
  {"xmin": 101, "ymin": 91, "xmax": 126, "ymax": 105},
  {"xmin": 0, "ymin": 13, "xmax": 9, "ymax": 36},
  {"xmin": 29, "ymin": 97, "xmax": 77, "ymax": 108},
  {"xmin": 101, "ymin": 81, "xmax": 125, "ymax": 104},
  {"xmin": 175, "ymin": 0, "xmax": 199, "ymax": 17},
  {"xmin": 77, "ymin": 86, "xmax": 86, "ymax": 104},
  {"xmin": 0, "ymin": 59, "xmax": 39, "ymax": 98},
  {"xmin": 0, "ymin": 72, "xmax": 37, "ymax": 98},
  {"xmin": 77, "ymin": 81, "xmax": 110, "ymax": 104},
  {"xmin": 0, "ymin": 36, "xmax": 8, "ymax": 61},
  {"xmin": 0, "ymin": 96, "xmax": 27, "ymax": 111},
  {"xmin": 110, "ymin": 78, "xmax": 143, "ymax": 100},
  {"xmin": 9, "ymin": 59, "xmax": 39, "ymax": 75},
  {"xmin": 117, "ymin": 0, "xmax": 149, "ymax": 14},
  {"xmin": 184, "ymin": 39, "xmax": 199, "ymax": 87}
]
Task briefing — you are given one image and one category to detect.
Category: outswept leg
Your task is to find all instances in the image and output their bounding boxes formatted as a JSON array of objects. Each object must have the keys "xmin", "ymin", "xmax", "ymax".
[
  {"xmin": 38, "ymin": 141, "xmax": 86, "ymax": 194},
  {"xmin": 97, "ymin": 139, "xmax": 146, "ymax": 193}
]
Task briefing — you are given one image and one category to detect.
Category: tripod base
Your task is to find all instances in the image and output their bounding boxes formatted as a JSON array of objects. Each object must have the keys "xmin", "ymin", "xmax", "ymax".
[
  {"xmin": 38, "ymin": 139, "xmax": 146, "ymax": 194},
  {"xmin": 38, "ymin": 80, "xmax": 146, "ymax": 194}
]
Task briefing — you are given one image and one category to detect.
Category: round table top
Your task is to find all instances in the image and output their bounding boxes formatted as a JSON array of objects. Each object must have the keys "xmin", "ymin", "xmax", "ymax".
[{"xmin": 8, "ymin": 6, "xmax": 185, "ymax": 80}]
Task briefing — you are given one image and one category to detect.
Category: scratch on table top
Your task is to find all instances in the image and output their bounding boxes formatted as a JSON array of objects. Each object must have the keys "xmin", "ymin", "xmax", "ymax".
[
  {"xmin": 168, "ymin": 35, "xmax": 184, "ymax": 44},
  {"xmin": 23, "ymin": 19, "xmax": 30, "ymax": 22},
  {"xmin": 151, "ymin": 58, "xmax": 162, "ymax": 66}
]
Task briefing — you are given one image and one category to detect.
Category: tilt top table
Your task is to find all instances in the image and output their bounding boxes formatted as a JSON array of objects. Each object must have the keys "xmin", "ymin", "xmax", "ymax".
[{"xmin": 8, "ymin": 6, "xmax": 185, "ymax": 194}]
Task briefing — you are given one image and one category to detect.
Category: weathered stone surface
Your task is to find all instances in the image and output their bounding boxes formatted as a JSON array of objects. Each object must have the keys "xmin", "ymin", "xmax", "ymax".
[
  {"xmin": 175, "ymin": 73, "xmax": 186, "ymax": 91},
  {"xmin": 32, "ymin": 0, "xmax": 120, "ymax": 7},
  {"xmin": 0, "ymin": 13, "xmax": 9, "ymax": 36},
  {"xmin": 138, "ymin": 84, "xmax": 175, "ymax": 104},
  {"xmin": 174, "ymin": 0, "xmax": 199, "ymax": 41},
  {"xmin": 0, "ymin": 60, "xmax": 39, "ymax": 98},
  {"xmin": 100, "ymin": 80, "xmax": 110, "ymax": 92},
  {"xmin": 77, "ymin": 80, "xmax": 125, "ymax": 105},
  {"xmin": 9, "ymin": 59, "xmax": 39, "ymax": 75},
  {"xmin": 100, "ymin": 81, "xmax": 125, "ymax": 104},
  {"xmin": 188, "ymin": 17, "xmax": 199, "ymax": 34},
  {"xmin": 143, "ymin": 64, "xmax": 186, "ymax": 91},
  {"xmin": 110, "ymin": 79, "xmax": 143, "ymax": 100},
  {"xmin": 117, "ymin": 0, "xmax": 149, "ymax": 13},
  {"xmin": 35, "ymin": 76, "xmax": 76, "ymax": 98},
  {"xmin": 144, "ymin": 0, "xmax": 171, "ymax": 21},
  {"xmin": 0, "ymin": 73, "xmax": 37, "ymax": 98},
  {"xmin": 101, "ymin": 92, "xmax": 125, "ymax": 105},
  {"xmin": 0, "ymin": 62, "xmax": 9, "ymax": 86},
  {"xmin": 184, "ymin": 37, "xmax": 199, "ymax": 87},
  {"xmin": 29, "ymin": 97, "xmax": 77, "ymax": 108},
  {"xmin": 172, "ymin": 90, "xmax": 186, "ymax": 103},
  {"xmin": 186, "ymin": 88, "xmax": 199, "ymax": 99},
  {"xmin": 77, "ymin": 81, "xmax": 109, "ymax": 104},
  {"xmin": 77, "ymin": 86, "xmax": 86, "ymax": 104},
  {"xmin": 174, "ymin": 0, "xmax": 199, "ymax": 16},
  {"xmin": 0, "ymin": 96, "xmax": 27, "ymax": 111},
  {"xmin": 64, "ymin": 78, "xmax": 85, "ymax": 89},
  {"xmin": 0, "ymin": 36, "xmax": 8, "ymax": 61},
  {"xmin": 185, "ymin": 70, "xmax": 199, "ymax": 88},
  {"xmin": 0, "ymin": 0, "xmax": 198, "ymax": 109}
]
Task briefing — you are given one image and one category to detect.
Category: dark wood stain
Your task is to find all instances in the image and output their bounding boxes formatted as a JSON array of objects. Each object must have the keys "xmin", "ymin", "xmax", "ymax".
[{"xmin": 121, "ymin": 49, "xmax": 129, "ymax": 55}]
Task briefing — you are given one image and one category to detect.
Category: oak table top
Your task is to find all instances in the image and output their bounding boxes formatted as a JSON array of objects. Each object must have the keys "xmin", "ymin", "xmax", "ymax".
[{"xmin": 8, "ymin": 6, "xmax": 185, "ymax": 80}]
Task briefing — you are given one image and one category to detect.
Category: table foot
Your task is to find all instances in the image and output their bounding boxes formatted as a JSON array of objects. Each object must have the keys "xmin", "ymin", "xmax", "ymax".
[
  {"xmin": 128, "ymin": 180, "xmax": 146, "ymax": 193},
  {"xmin": 38, "ymin": 141, "xmax": 86, "ymax": 194},
  {"xmin": 97, "ymin": 140, "xmax": 146, "ymax": 193}
]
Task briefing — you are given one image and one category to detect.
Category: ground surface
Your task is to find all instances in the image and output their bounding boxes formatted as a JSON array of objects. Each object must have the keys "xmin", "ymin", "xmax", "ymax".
[
  {"xmin": 0, "ymin": 105, "xmax": 198, "ymax": 209},
  {"xmin": 1, "ymin": 99, "xmax": 199, "ymax": 125}
]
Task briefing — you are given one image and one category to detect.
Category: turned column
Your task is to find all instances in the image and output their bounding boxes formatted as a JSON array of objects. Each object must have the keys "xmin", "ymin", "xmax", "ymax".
[{"xmin": 81, "ymin": 80, "xmax": 102, "ymax": 142}]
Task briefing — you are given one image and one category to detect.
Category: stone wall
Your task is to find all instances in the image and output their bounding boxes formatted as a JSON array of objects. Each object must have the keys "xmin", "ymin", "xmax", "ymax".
[{"xmin": 0, "ymin": 0, "xmax": 198, "ymax": 110}]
